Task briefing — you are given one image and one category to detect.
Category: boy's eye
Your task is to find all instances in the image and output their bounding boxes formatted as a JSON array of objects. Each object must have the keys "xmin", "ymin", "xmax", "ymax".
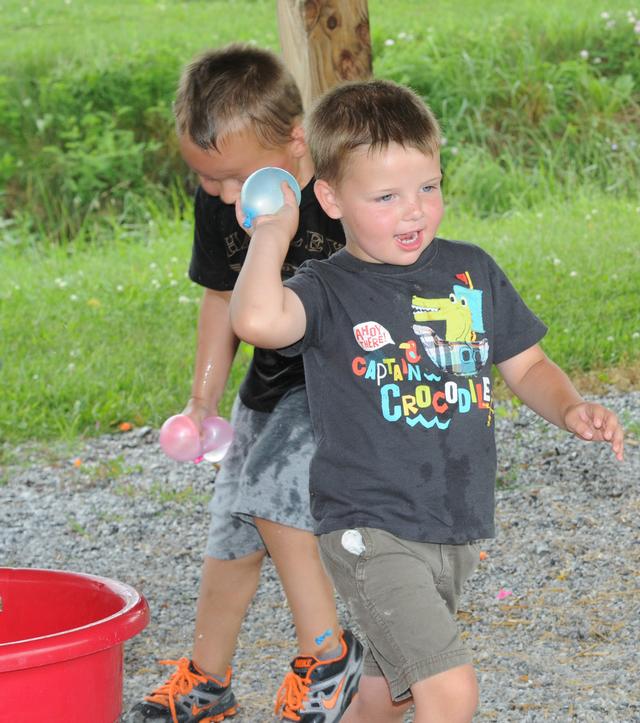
[
  {"xmin": 376, "ymin": 193, "xmax": 395, "ymax": 203},
  {"xmin": 421, "ymin": 184, "xmax": 438, "ymax": 193}
]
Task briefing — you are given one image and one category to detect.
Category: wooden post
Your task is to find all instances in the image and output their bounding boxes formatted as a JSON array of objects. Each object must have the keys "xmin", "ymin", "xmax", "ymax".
[{"xmin": 277, "ymin": 0, "xmax": 372, "ymax": 110}]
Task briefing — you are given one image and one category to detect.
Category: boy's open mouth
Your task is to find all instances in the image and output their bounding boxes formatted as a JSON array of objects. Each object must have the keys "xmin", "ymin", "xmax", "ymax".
[{"xmin": 394, "ymin": 230, "xmax": 422, "ymax": 248}]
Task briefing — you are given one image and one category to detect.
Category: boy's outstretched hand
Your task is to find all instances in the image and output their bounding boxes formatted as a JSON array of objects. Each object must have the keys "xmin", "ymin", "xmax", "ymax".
[{"xmin": 563, "ymin": 402, "xmax": 624, "ymax": 461}]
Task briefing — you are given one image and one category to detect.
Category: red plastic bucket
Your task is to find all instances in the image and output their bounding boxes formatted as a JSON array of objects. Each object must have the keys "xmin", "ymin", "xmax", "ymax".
[{"xmin": 0, "ymin": 567, "xmax": 149, "ymax": 723}]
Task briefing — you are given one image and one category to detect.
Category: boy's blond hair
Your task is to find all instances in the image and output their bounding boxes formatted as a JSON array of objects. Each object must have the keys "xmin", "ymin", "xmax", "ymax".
[
  {"xmin": 307, "ymin": 79, "xmax": 441, "ymax": 184},
  {"xmin": 174, "ymin": 43, "xmax": 303, "ymax": 150}
]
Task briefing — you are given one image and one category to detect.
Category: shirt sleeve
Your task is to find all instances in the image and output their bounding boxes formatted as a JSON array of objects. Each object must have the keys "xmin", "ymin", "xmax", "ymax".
[
  {"xmin": 485, "ymin": 251, "xmax": 548, "ymax": 363},
  {"xmin": 278, "ymin": 260, "xmax": 328, "ymax": 357}
]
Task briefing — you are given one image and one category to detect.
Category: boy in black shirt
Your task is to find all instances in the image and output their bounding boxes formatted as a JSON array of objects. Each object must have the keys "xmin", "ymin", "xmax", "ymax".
[{"xmin": 127, "ymin": 45, "xmax": 362, "ymax": 723}]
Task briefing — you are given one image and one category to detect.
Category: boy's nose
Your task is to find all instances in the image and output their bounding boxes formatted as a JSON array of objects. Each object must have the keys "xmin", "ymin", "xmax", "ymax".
[
  {"xmin": 200, "ymin": 179, "xmax": 221, "ymax": 198},
  {"xmin": 403, "ymin": 199, "xmax": 424, "ymax": 221},
  {"xmin": 219, "ymin": 180, "xmax": 242, "ymax": 205}
]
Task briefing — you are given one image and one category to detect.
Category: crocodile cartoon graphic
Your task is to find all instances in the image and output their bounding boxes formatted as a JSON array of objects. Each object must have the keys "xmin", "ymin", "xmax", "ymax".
[
  {"xmin": 412, "ymin": 288, "xmax": 489, "ymax": 376},
  {"xmin": 412, "ymin": 293, "xmax": 474, "ymax": 341}
]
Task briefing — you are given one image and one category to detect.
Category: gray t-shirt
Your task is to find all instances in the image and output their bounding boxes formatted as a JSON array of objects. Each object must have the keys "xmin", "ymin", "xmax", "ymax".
[{"xmin": 282, "ymin": 238, "xmax": 547, "ymax": 543}]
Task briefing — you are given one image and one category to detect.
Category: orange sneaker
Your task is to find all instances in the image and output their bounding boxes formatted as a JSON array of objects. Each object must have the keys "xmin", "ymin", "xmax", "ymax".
[{"xmin": 125, "ymin": 657, "xmax": 237, "ymax": 723}]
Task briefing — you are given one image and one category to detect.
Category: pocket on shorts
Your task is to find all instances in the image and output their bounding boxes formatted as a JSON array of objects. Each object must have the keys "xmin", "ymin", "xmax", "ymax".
[{"xmin": 452, "ymin": 542, "xmax": 481, "ymax": 596}]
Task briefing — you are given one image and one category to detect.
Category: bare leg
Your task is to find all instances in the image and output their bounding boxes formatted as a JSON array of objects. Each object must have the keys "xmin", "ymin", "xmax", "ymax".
[
  {"xmin": 191, "ymin": 551, "xmax": 266, "ymax": 676},
  {"xmin": 412, "ymin": 664, "xmax": 478, "ymax": 723},
  {"xmin": 341, "ymin": 675, "xmax": 412, "ymax": 723},
  {"xmin": 256, "ymin": 518, "xmax": 340, "ymax": 656}
]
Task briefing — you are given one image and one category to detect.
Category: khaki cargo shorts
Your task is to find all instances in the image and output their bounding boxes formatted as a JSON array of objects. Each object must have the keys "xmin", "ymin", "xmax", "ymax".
[{"xmin": 319, "ymin": 526, "xmax": 479, "ymax": 701}]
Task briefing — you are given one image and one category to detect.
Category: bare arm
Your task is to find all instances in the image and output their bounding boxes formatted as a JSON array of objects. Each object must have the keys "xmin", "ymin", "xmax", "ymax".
[
  {"xmin": 498, "ymin": 344, "xmax": 624, "ymax": 461},
  {"xmin": 230, "ymin": 184, "xmax": 307, "ymax": 349},
  {"xmin": 183, "ymin": 288, "xmax": 239, "ymax": 424}
]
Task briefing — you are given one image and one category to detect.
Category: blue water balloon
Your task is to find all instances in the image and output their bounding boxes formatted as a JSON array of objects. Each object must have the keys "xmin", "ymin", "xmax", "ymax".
[{"xmin": 240, "ymin": 166, "xmax": 302, "ymax": 229}]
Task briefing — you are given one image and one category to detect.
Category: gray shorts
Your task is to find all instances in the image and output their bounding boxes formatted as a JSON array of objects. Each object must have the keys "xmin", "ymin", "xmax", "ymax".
[
  {"xmin": 205, "ymin": 386, "xmax": 315, "ymax": 560},
  {"xmin": 318, "ymin": 527, "xmax": 479, "ymax": 702}
]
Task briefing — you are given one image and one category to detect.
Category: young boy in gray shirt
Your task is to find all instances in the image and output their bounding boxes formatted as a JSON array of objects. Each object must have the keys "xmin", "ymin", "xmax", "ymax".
[{"xmin": 230, "ymin": 78, "xmax": 624, "ymax": 723}]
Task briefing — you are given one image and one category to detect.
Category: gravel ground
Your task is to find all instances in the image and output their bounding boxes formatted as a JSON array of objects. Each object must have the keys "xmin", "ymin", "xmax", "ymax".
[{"xmin": 2, "ymin": 392, "xmax": 639, "ymax": 722}]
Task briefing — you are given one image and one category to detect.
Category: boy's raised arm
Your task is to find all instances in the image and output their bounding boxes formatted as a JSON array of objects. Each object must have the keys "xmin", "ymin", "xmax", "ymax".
[
  {"xmin": 498, "ymin": 344, "xmax": 624, "ymax": 461},
  {"xmin": 230, "ymin": 183, "xmax": 307, "ymax": 350}
]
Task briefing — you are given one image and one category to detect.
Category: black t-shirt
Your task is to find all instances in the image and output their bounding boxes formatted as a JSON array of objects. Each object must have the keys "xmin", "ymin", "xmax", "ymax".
[
  {"xmin": 189, "ymin": 181, "xmax": 345, "ymax": 412},
  {"xmin": 282, "ymin": 239, "xmax": 547, "ymax": 542}
]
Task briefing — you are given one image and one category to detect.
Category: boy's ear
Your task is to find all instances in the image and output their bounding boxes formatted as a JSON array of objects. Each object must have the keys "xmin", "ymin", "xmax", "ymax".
[
  {"xmin": 289, "ymin": 123, "xmax": 307, "ymax": 158},
  {"xmin": 313, "ymin": 179, "xmax": 342, "ymax": 219}
]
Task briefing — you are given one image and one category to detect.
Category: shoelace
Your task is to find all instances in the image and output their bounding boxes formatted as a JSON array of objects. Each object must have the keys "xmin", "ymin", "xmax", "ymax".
[
  {"xmin": 145, "ymin": 657, "xmax": 209, "ymax": 723},
  {"xmin": 274, "ymin": 670, "xmax": 309, "ymax": 721}
]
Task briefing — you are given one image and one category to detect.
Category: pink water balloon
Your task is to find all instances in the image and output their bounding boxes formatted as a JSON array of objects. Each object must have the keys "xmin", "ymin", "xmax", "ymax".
[
  {"xmin": 159, "ymin": 414, "xmax": 233, "ymax": 463},
  {"xmin": 200, "ymin": 416, "xmax": 234, "ymax": 462},
  {"xmin": 159, "ymin": 415, "xmax": 201, "ymax": 462}
]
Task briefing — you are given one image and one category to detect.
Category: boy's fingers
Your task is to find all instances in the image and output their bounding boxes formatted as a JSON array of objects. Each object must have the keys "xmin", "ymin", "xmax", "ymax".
[
  {"xmin": 612, "ymin": 430, "xmax": 624, "ymax": 461},
  {"xmin": 566, "ymin": 404, "xmax": 624, "ymax": 460},
  {"xmin": 281, "ymin": 181, "xmax": 298, "ymax": 205},
  {"xmin": 608, "ymin": 419, "xmax": 624, "ymax": 461},
  {"xmin": 235, "ymin": 197, "xmax": 249, "ymax": 230},
  {"xmin": 603, "ymin": 410, "xmax": 620, "ymax": 436},
  {"xmin": 572, "ymin": 421, "xmax": 594, "ymax": 440},
  {"xmin": 566, "ymin": 406, "xmax": 592, "ymax": 439},
  {"xmin": 578, "ymin": 403, "xmax": 602, "ymax": 427}
]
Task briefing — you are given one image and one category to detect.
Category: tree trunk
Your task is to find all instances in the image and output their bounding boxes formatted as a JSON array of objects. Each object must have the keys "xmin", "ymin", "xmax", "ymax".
[{"xmin": 277, "ymin": 0, "xmax": 372, "ymax": 110}]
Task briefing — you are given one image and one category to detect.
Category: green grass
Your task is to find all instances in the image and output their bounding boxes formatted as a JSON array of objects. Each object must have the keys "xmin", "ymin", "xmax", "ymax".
[
  {"xmin": 438, "ymin": 194, "xmax": 640, "ymax": 372},
  {"xmin": 2, "ymin": 193, "xmax": 638, "ymax": 444},
  {"xmin": 0, "ymin": 210, "xmax": 252, "ymax": 441},
  {"xmin": 1, "ymin": 1, "xmax": 638, "ymax": 241},
  {"xmin": 3, "ymin": 0, "xmax": 635, "ymax": 63}
]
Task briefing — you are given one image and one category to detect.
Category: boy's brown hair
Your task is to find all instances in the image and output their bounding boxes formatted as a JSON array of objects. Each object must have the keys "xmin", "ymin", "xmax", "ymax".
[
  {"xmin": 174, "ymin": 43, "xmax": 303, "ymax": 150},
  {"xmin": 307, "ymin": 79, "xmax": 441, "ymax": 184}
]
